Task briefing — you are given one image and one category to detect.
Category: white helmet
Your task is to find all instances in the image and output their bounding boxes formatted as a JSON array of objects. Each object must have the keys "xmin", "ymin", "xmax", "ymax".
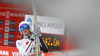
[{"xmin": 19, "ymin": 21, "xmax": 30, "ymax": 34}]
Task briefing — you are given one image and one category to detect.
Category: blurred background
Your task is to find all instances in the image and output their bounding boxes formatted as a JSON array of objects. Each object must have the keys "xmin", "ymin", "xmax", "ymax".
[
  {"xmin": 35, "ymin": 0, "xmax": 100, "ymax": 56},
  {"xmin": 0, "ymin": 0, "xmax": 100, "ymax": 56}
]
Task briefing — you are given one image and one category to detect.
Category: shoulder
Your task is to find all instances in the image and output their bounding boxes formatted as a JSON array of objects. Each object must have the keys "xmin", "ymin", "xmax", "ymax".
[
  {"xmin": 16, "ymin": 40, "xmax": 22, "ymax": 45},
  {"xmin": 16, "ymin": 40, "xmax": 20, "ymax": 43},
  {"xmin": 16, "ymin": 39, "xmax": 25, "ymax": 43}
]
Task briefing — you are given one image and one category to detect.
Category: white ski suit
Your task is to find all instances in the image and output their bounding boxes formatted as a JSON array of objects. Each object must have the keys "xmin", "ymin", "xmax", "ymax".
[{"xmin": 16, "ymin": 36, "xmax": 48, "ymax": 56}]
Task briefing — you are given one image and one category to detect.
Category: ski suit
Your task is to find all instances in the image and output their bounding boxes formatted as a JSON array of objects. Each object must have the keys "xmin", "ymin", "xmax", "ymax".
[{"xmin": 16, "ymin": 36, "xmax": 48, "ymax": 56}]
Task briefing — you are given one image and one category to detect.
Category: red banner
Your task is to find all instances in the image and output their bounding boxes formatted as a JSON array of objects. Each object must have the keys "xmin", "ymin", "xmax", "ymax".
[
  {"xmin": 0, "ymin": 0, "xmax": 33, "ymax": 47},
  {"xmin": 0, "ymin": 46, "xmax": 63, "ymax": 56}
]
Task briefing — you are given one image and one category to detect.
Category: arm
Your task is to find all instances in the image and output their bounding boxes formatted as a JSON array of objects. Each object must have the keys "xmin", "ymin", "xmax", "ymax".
[
  {"xmin": 32, "ymin": 27, "xmax": 49, "ymax": 53},
  {"xmin": 16, "ymin": 39, "xmax": 34, "ymax": 55},
  {"xmin": 39, "ymin": 36, "xmax": 48, "ymax": 53}
]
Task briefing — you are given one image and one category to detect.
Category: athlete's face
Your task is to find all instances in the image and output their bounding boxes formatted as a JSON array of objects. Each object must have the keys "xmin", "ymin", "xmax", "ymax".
[{"xmin": 22, "ymin": 29, "xmax": 30, "ymax": 36}]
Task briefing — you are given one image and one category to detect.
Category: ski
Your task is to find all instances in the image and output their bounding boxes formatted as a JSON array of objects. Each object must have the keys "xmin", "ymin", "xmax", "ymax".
[{"xmin": 32, "ymin": 0, "xmax": 40, "ymax": 56}]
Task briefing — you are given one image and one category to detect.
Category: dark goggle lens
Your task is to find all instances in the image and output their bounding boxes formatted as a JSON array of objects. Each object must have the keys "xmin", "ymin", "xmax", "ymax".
[{"xmin": 20, "ymin": 24, "xmax": 29, "ymax": 31}]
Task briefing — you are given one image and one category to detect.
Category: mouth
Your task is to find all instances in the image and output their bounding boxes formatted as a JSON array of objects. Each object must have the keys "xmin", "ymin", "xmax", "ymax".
[{"xmin": 24, "ymin": 31, "xmax": 28, "ymax": 33}]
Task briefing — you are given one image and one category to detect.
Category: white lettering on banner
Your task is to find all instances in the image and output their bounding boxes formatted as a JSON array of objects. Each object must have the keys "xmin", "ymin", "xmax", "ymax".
[
  {"xmin": 12, "ymin": 52, "xmax": 21, "ymax": 56},
  {"xmin": 0, "ymin": 50, "xmax": 9, "ymax": 56},
  {"xmin": 0, "ymin": 11, "xmax": 25, "ymax": 18},
  {"xmin": 0, "ymin": 7, "xmax": 27, "ymax": 11}
]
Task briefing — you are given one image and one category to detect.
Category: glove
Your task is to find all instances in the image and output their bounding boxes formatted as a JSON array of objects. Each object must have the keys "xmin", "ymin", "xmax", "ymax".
[{"xmin": 32, "ymin": 26, "xmax": 42, "ymax": 37}]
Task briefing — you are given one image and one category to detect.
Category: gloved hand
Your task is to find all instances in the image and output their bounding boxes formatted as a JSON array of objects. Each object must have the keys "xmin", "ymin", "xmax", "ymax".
[{"xmin": 32, "ymin": 26, "xmax": 42, "ymax": 37}]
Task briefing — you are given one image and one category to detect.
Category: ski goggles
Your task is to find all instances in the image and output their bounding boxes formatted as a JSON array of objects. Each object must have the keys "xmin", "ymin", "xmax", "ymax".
[{"xmin": 20, "ymin": 24, "xmax": 30, "ymax": 31}]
